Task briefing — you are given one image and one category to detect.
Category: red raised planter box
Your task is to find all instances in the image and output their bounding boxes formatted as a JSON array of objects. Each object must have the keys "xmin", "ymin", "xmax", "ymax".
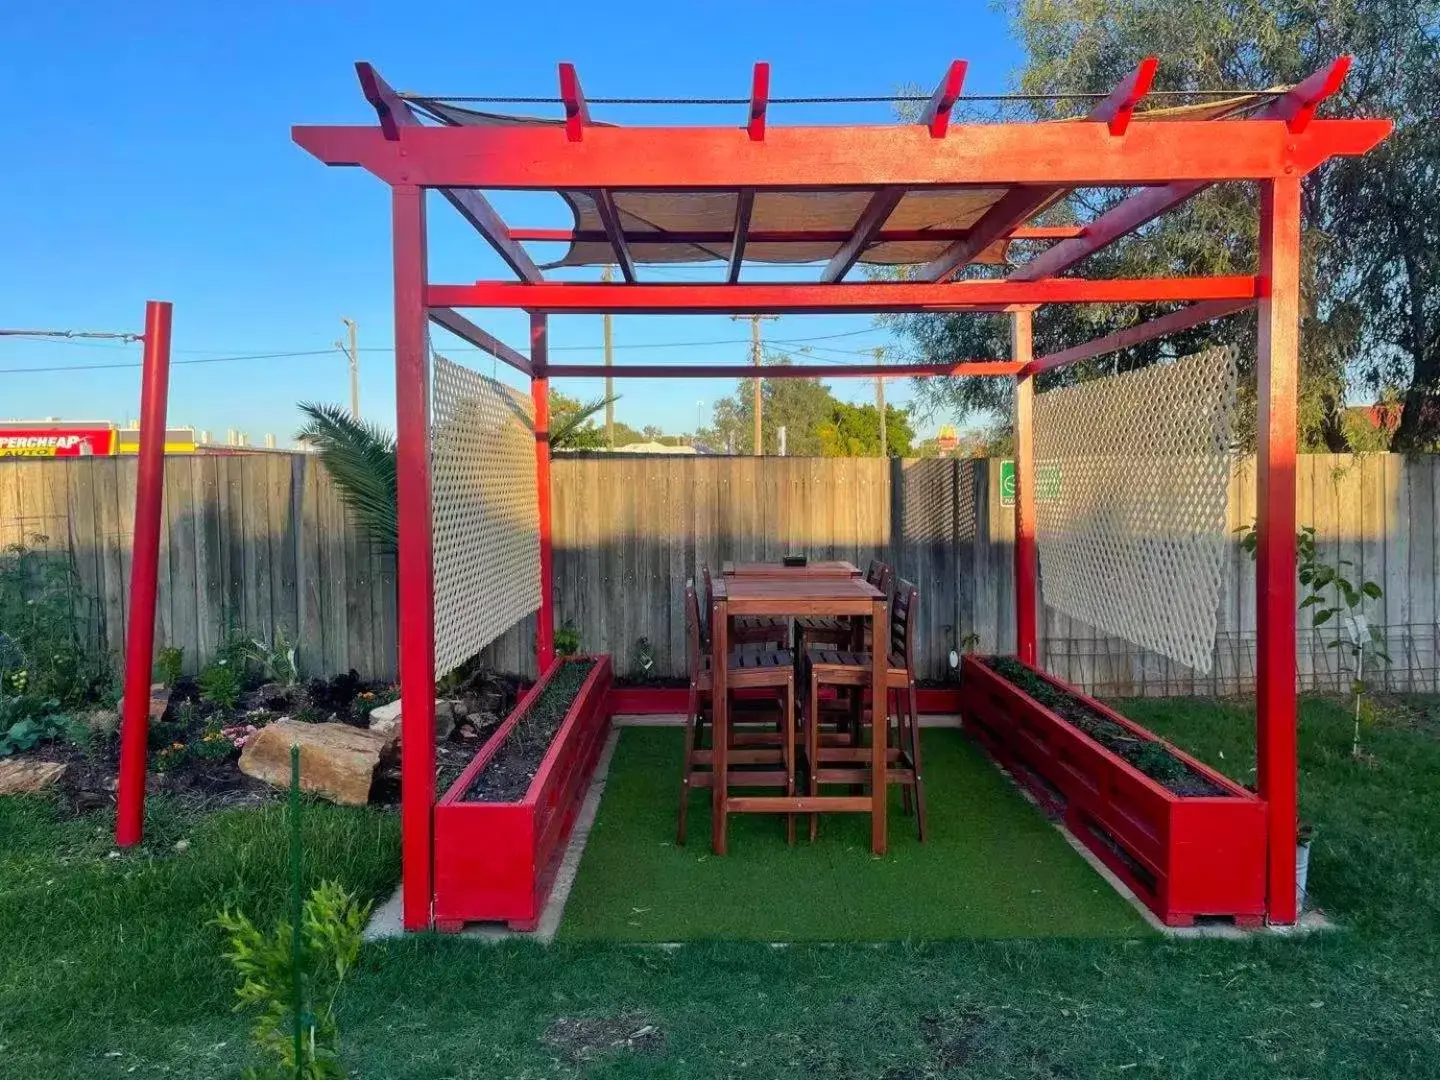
[
  {"xmin": 434, "ymin": 654, "xmax": 613, "ymax": 931},
  {"xmin": 960, "ymin": 655, "xmax": 1265, "ymax": 927}
]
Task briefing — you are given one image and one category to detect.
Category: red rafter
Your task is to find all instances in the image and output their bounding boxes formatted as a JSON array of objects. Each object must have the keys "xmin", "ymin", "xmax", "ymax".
[
  {"xmin": 591, "ymin": 191, "xmax": 637, "ymax": 282},
  {"xmin": 1013, "ymin": 57, "xmax": 1354, "ymax": 281},
  {"xmin": 428, "ymin": 276, "xmax": 1259, "ymax": 314},
  {"xmin": 505, "ymin": 225, "xmax": 1085, "ymax": 244},
  {"xmin": 543, "ymin": 360, "xmax": 1024, "ymax": 380},
  {"xmin": 822, "ymin": 187, "xmax": 906, "ymax": 282},
  {"xmin": 748, "ymin": 63, "xmax": 770, "ymax": 140},
  {"xmin": 355, "ymin": 61, "xmax": 412, "ymax": 141},
  {"xmin": 428, "ymin": 308, "xmax": 533, "ymax": 376},
  {"xmin": 1022, "ymin": 298, "xmax": 1254, "ymax": 375},
  {"xmin": 728, "ymin": 188, "xmax": 755, "ymax": 283},
  {"xmin": 921, "ymin": 60, "xmax": 967, "ymax": 138},
  {"xmin": 919, "ymin": 57, "xmax": 1157, "ymax": 282},
  {"xmin": 559, "ymin": 62, "xmax": 590, "ymax": 142}
]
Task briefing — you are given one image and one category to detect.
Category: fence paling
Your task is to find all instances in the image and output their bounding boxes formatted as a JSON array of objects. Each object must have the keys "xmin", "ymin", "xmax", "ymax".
[{"xmin": 6, "ymin": 453, "xmax": 1439, "ymax": 695}]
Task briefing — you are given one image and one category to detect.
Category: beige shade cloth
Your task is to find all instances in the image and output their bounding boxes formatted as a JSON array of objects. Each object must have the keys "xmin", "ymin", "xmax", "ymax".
[{"xmin": 420, "ymin": 92, "xmax": 1278, "ymax": 270}]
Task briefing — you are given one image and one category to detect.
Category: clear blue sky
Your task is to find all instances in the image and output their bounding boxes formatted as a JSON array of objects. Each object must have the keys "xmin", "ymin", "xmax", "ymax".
[{"xmin": 1, "ymin": 1, "xmax": 1024, "ymax": 444}]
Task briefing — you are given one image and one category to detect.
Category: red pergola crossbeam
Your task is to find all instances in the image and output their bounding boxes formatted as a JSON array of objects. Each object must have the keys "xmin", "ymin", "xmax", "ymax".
[
  {"xmin": 822, "ymin": 187, "xmax": 906, "ymax": 282},
  {"xmin": 543, "ymin": 360, "xmax": 1023, "ymax": 380},
  {"xmin": 291, "ymin": 117, "xmax": 1389, "ymax": 189},
  {"xmin": 592, "ymin": 190, "xmax": 637, "ymax": 281},
  {"xmin": 1091, "ymin": 56, "xmax": 1158, "ymax": 136},
  {"xmin": 428, "ymin": 308, "xmax": 533, "ymax": 376},
  {"xmin": 1014, "ymin": 57, "xmax": 1360, "ymax": 281},
  {"xmin": 1022, "ymin": 298, "xmax": 1254, "ymax": 375},
  {"xmin": 728, "ymin": 189, "xmax": 755, "ymax": 283},
  {"xmin": 921, "ymin": 60, "xmax": 967, "ymax": 138},
  {"xmin": 427, "ymin": 276, "xmax": 1259, "ymax": 314},
  {"xmin": 504, "ymin": 225, "xmax": 1085, "ymax": 244},
  {"xmin": 748, "ymin": 63, "xmax": 770, "ymax": 140},
  {"xmin": 559, "ymin": 62, "xmax": 590, "ymax": 142}
]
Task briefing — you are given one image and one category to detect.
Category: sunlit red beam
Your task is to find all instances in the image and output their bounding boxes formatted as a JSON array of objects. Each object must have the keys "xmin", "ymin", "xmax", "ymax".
[
  {"xmin": 505, "ymin": 225, "xmax": 1084, "ymax": 243},
  {"xmin": 822, "ymin": 187, "xmax": 906, "ymax": 282},
  {"xmin": 748, "ymin": 63, "xmax": 770, "ymax": 140},
  {"xmin": 1021, "ymin": 298, "xmax": 1254, "ymax": 376},
  {"xmin": 1014, "ymin": 57, "xmax": 1357, "ymax": 282},
  {"xmin": 427, "ymin": 276, "xmax": 1259, "ymax": 314},
  {"xmin": 921, "ymin": 60, "xmax": 968, "ymax": 138},
  {"xmin": 428, "ymin": 308, "xmax": 533, "ymax": 376},
  {"xmin": 559, "ymin": 62, "xmax": 590, "ymax": 142},
  {"xmin": 544, "ymin": 360, "xmax": 1024, "ymax": 379},
  {"xmin": 920, "ymin": 57, "xmax": 1157, "ymax": 281}
]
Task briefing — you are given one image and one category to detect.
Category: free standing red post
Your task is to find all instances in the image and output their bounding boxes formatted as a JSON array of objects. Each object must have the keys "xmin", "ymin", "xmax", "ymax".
[
  {"xmin": 393, "ymin": 186, "xmax": 438, "ymax": 931},
  {"xmin": 532, "ymin": 314, "xmax": 555, "ymax": 671},
  {"xmin": 1256, "ymin": 177, "xmax": 1302, "ymax": 925},
  {"xmin": 114, "ymin": 300, "xmax": 173, "ymax": 847},
  {"xmin": 1011, "ymin": 310, "xmax": 1038, "ymax": 666}
]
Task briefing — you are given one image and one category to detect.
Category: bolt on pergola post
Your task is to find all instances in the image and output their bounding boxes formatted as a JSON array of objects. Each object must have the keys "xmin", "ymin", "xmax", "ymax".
[{"xmin": 285, "ymin": 55, "xmax": 1389, "ymax": 930}]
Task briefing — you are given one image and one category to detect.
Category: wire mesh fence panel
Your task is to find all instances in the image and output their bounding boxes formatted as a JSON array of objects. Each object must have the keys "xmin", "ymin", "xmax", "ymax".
[
  {"xmin": 431, "ymin": 356, "xmax": 540, "ymax": 678},
  {"xmin": 1032, "ymin": 346, "xmax": 1239, "ymax": 674}
]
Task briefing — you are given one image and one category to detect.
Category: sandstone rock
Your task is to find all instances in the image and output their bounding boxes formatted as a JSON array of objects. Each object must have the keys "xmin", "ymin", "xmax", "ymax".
[
  {"xmin": 238, "ymin": 720, "xmax": 391, "ymax": 805},
  {"xmin": 368, "ymin": 698, "xmax": 457, "ymax": 742},
  {"xmin": 0, "ymin": 759, "xmax": 67, "ymax": 795}
]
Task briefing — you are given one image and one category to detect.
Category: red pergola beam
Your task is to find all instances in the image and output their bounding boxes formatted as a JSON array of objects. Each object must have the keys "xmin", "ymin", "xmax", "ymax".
[
  {"xmin": 728, "ymin": 189, "xmax": 755, "ymax": 283},
  {"xmin": 544, "ymin": 360, "xmax": 1024, "ymax": 379},
  {"xmin": 922, "ymin": 60, "xmax": 968, "ymax": 138},
  {"xmin": 428, "ymin": 308, "xmax": 533, "ymax": 376},
  {"xmin": 428, "ymin": 276, "xmax": 1259, "ymax": 314},
  {"xmin": 592, "ymin": 190, "xmax": 637, "ymax": 282},
  {"xmin": 559, "ymin": 62, "xmax": 590, "ymax": 142},
  {"xmin": 505, "ymin": 225, "xmax": 1086, "ymax": 244},
  {"xmin": 1022, "ymin": 298, "xmax": 1254, "ymax": 376},
  {"xmin": 354, "ymin": 61, "xmax": 543, "ymax": 283},
  {"xmin": 291, "ymin": 117, "xmax": 1389, "ymax": 189},
  {"xmin": 822, "ymin": 187, "xmax": 907, "ymax": 282},
  {"xmin": 920, "ymin": 58, "xmax": 1157, "ymax": 281},
  {"xmin": 1014, "ymin": 58, "xmax": 1356, "ymax": 282},
  {"xmin": 748, "ymin": 63, "xmax": 769, "ymax": 141}
]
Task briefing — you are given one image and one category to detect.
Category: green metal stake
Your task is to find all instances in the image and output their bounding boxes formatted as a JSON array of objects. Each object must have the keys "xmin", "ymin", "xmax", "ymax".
[{"xmin": 289, "ymin": 743, "xmax": 303, "ymax": 1078}]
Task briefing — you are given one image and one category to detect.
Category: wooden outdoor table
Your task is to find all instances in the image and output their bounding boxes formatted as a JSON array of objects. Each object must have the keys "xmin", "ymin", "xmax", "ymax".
[
  {"xmin": 709, "ymin": 572, "xmax": 888, "ymax": 856},
  {"xmin": 722, "ymin": 559, "xmax": 861, "ymax": 577}
]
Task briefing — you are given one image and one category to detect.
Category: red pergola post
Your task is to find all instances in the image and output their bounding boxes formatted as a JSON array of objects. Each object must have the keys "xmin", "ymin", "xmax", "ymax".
[
  {"xmin": 532, "ymin": 314, "xmax": 556, "ymax": 671},
  {"xmin": 393, "ymin": 186, "xmax": 438, "ymax": 931},
  {"xmin": 114, "ymin": 299, "xmax": 173, "ymax": 847},
  {"xmin": 1256, "ymin": 177, "xmax": 1302, "ymax": 925},
  {"xmin": 1011, "ymin": 310, "xmax": 1038, "ymax": 665}
]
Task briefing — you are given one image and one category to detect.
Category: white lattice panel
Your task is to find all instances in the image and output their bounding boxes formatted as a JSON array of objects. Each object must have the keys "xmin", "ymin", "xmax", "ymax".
[
  {"xmin": 431, "ymin": 356, "xmax": 540, "ymax": 677},
  {"xmin": 1032, "ymin": 346, "xmax": 1238, "ymax": 673}
]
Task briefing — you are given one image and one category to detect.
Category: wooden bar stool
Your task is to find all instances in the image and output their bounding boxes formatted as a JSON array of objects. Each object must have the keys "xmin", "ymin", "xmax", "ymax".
[
  {"xmin": 795, "ymin": 558, "xmax": 893, "ymax": 651},
  {"xmin": 704, "ymin": 565, "xmax": 790, "ymax": 650},
  {"xmin": 677, "ymin": 581, "xmax": 797, "ymax": 846},
  {"xmin": 802, "ymin": 578, "xmax": 925, "ymax": 841}
]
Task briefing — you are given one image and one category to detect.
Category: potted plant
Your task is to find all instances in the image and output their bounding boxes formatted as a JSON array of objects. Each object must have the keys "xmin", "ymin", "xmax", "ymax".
[{"xmin": 432, "ymin": 654, "xmax": 613, "ymax": 931}]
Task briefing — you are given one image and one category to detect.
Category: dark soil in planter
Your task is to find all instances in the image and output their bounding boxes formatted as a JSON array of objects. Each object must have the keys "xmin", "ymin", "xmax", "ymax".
[
  {"xmin": 462, "ymin": 660, "xmax": 597, "ymax": 804},
  {"xmin": 982, "ymin": 657, "xmax": 1228, "ymax": 797},
  {"xmin": 612, "ymin": 674, "xmax": 688, "ymax": 689}
]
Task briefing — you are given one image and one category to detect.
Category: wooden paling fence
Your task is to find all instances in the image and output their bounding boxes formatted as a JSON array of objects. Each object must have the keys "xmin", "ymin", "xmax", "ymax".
[{"xmin": 3, "ymin": 453, "xmax": 1438, "ymax": 695}]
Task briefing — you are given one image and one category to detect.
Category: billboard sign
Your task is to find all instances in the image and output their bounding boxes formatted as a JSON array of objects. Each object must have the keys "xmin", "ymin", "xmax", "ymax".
[{"xmin": 0, "ymin": 428, "xmax": 116, "ymax": 457}]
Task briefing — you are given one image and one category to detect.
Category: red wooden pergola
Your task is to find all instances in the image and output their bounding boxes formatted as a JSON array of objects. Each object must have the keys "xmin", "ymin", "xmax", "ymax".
[{"xmin": 113, "ymin": 55, "xmax": 1391, "ymax": 933}]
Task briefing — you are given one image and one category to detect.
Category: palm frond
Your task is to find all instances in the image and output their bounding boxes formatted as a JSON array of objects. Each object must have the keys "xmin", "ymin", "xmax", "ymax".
[
  {"xmin": 551, "ymin": 394, "xmax": 619, "ymax": 450},
  {"xmin": 295, "ymin": 402, "xmax": 398, "ymax": 552}
]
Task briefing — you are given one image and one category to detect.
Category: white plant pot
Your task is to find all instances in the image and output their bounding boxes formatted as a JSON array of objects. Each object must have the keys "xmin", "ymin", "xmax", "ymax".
[{"xmin": 1296, "ymin": 840, "xmax": 1312, "ymax": 913}]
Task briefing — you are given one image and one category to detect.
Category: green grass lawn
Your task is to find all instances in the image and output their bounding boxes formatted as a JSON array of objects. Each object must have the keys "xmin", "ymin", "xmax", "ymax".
[
  {"xmin": 2, "ymin": 695, "xmax": 1438, "ymax": 1078},
  {"xmin": 560, "ymin": 728, "xmax": 1148, "ymax": 941}
]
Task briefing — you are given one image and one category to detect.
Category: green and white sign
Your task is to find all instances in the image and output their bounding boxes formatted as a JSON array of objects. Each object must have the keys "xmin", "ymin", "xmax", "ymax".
[
  {"xmin": 999, "ymin": 459, "xmax": 1060, "ymax": 506},
  {"xmin": 999, "ymin": 459, "xmax": 1015, "ymax": 506}
]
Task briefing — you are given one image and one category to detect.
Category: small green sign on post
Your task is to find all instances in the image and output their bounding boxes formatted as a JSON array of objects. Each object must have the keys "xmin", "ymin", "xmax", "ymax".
[
  {"xmin": 1000, "ymin": 459, "xmax": 1060, "ymax": 508},
  {"xmin": 1000, "ymin": 460, "xmax": 1015, "ymax": 507}
]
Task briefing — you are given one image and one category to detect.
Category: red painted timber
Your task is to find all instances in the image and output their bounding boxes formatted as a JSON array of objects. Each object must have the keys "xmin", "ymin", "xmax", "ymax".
[{"xmin": 434, "ymin": 655, "xmax": 613, "ymax": 930}]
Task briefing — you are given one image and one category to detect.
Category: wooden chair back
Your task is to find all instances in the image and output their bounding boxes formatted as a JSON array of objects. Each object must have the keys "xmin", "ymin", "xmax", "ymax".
[
  {"xmin": 866, "ymin": 559, "xmax": 895, "ymax": 603},
  {"xmin": 890, "ymin": 578, "xmax": 919, "ymax": 673},
  {"xmin": 700, "ymin": 564, "xmax": 714, "ymax": 641},
  {"xmin": 684, "ymin": 580, "xmax": 705, "ymax": 683}
]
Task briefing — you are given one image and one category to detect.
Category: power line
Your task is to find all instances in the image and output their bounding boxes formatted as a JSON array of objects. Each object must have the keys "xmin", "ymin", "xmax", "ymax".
[
  {"xmin": 0, "ymin": 349, "xmax": 335, "ymax": 375},
  {"xmin": 0, "ymin": 328, "xmax": 141, "ymax": 343},
  {"xmin": 406, "ymin": 89, "xmax": 1278, "ymax": 106}
]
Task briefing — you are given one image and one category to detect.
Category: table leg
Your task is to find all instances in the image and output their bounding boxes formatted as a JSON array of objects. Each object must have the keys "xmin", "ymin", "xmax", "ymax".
[
  {"xmin": 870, "ymin": 598, "xmax": 888, "ymax": 855},
  {"xmin": 712, "ymin": 598, "xmax": 729, "ymax": 855}
]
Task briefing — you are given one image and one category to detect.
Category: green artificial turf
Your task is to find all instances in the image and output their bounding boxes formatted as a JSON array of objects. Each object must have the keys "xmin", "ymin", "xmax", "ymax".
[{"xmin": 559, "ymin": 727, "xmax": 1150, "ymax": 941}]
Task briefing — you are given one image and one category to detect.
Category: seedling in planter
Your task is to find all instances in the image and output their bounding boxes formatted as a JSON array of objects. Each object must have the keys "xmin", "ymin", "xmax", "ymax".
[{"xmin": 554, "ymin": 622, "xmax": 581, "ymax": 658}]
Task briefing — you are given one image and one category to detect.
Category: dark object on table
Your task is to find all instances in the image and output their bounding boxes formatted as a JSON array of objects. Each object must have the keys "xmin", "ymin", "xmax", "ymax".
[{"xmin": 782, "ymin": 553, "xmax": 808, "ymax": 567}]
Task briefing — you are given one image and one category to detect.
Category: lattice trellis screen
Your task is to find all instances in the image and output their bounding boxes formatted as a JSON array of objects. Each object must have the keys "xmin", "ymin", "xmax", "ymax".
[
  {"xmin": 431, "ymin": 355, "xmax": 540, "ymax": 677},
  {"xmin": 1032, "ymin": 346, "xmax": 1238, "ymax": 672}
]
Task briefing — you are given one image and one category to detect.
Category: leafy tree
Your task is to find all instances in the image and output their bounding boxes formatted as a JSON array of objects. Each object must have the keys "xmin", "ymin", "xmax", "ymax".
[
  {"xmin": 897, "ymin": 1, "xmax": 1440, "ymax": 450},
  {"xmin": 548, "ymin": 390, "xmax": 621, "ymax": 450},
  {"xmin": 701, "ymin": 360, "xmax": 840, "ymax": 454},
  {"xmin": 816, "ymin": 402, "xmax": 915, "ymax": 457}
]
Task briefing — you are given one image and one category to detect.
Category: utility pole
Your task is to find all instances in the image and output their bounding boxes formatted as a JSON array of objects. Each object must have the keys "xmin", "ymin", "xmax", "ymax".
[
  {"xmin": 731, "ymin": 314, "xmax": 778, "ymax": 454},
  {"xmin": 337, "ymin": 318, "xmax": 360, "ymax": 418},
  {"xmin": 875, "ymin": 347, "xmax": 887, "ymax": 459},
  {"xmin": 602, "ymin": 266, "xmax": 615, "ymax": 448}
]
